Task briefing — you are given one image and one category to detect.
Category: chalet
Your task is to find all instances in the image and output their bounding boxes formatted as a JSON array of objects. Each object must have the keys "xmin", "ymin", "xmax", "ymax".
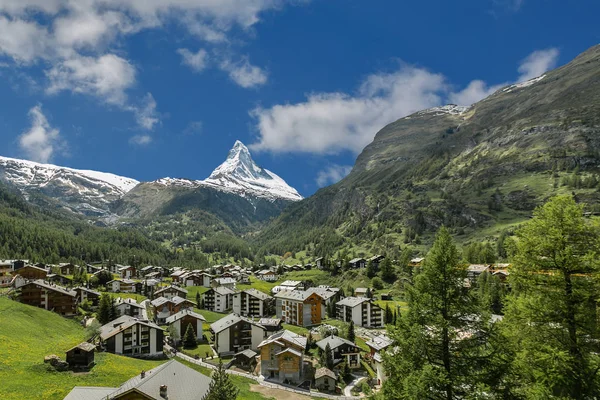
[
  {"xmin": 315, "ymin": 367, "xmax": 337, "ymax": 392},
  {"xmin": 0, "ymin": 262, "xmax": 12, "ymax": 286},
  {"xmin": 115, "ymin": 298, "xmax": 147, "ymax": 319},
  {"xmin": 203, "ymin": 286, "xmax": 235, "ymax": 312},
  {"xmin": 354, "ymin": 287, "xmax": 369, "ymax": 298},
  {"xmin": 258, "ymin": 318, "xmax": 283, "ymax": 333},
  {"xmin": 467, "ymin": 264, "xmax": 490, "ymax": 284},
  {"xmin": 274, "ymin": 290, "xmax": 324, "ymax": 327},
  {"xmin": 281, "ymin": 280, "xmax": 302, "ymax": 289},
  {"xmin": 139, "ymin": 265, "xmax": 155, "ymax": 275},
  {"xmin": 154, "ymin": 285, "xmax": 188, "ymax": 300},
  {"xmin": 492, "ymin": 269, "xmax": 510, "ymax": 283},
  {"xmin": 165, "ymin": 309, "xmax": 206, "ymax": 344},
  {"xmin": 306, "ymin": 286, "xmax": 341, "ymax": 307},
  {"xmin": 315, "ymin": 257, "xmax": 324, "ymax": 269},
  {"xmin": 258, "ymin": 329, "xmax": 307, "ymax": 383},
  {"xmin": 151, "ymin": 296, "xmax": 196, "ymax": 324},
  {"xmin": 14, "ymin": 265, "xmax": 47, "ymax": 281},
  {"xmin": 211, "ymin": 265, "xmax": 224, "ymax": 275},
  {"xmin": 73, "ymin": 287, "xmax": 101, "ymax": 307},
  {"xmin": 232, "ymin": 288, "xmax": 274, "ymax": 317},
  {"xmin": 18, "ymin": 280, "xmax": 77, "ymax": 316},
  {"xmin": 85, "ymin": 264, "xmax": 102, "ymax": 274},
  {"xmin": 142, "ymin": 278, "xmax": 160, "ymax": 288},
  {"xmin": 64, "ymin": 359, "xmax": 211, "ymax": 400},
  {"xmin": 108, "ymin": 279, "xmax": 137, "ymax": 293},
  {"xmin": 238, "ymin": 273, "xmax": 251, "ymax": 284},
  {"xmin": 369, "ymin": 255, "xmax": 385, "ymax": 269},
  {"xmin": 257, "ymin": 269, "xmax": 278, "ymax": 282},
  {"xmin": 349, "ymin": 258, "xmax": 366, "ymax": 269},
  {"xmin": 46, "ymin": 274, "xmax": 73, "ymax": 286},
  {"xmin": 118, "ymin": 265, "xmax": 137, "ymax": 279},
  {"xmin": 211, "ymin": 277, "xmax": 236, "ymax": 290},
  {"xmin": 316, "ymin": 335, "xmax": 361, "ymax": 368},
  {"xmin": 365, "ymin": 334, "xmax": 393, "ymax": 385},
  {"xmin": 210, "ymin": 314, "xmax": 267, "ymax": 356},
  {"xmin": 183, "ymin": 272, "xmax": 212, "ymax": 287},
  {"xmin": 99, "ymin": 315, "xmax": 164, "ymax": 357},
  {"xmin": 232, "ymin": 349, "xmax": 258, "ymax": 371},
  {"xmin": 170, "ymin": 269, "xmax": 188, "ymax": 283},
  {"xmin": 336, "ymin": 297, "xmax": 383, "ymax": 328},
  {"xmin": 57, "ymin": 263, "xmax": 76, "ymax": 275},
  {"xmin": 66, "ymin": 342, "xmax": 96, "ymax": 370}
]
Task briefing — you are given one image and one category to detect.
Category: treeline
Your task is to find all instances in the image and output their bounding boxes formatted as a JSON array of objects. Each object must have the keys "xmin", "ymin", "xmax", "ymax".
[{"xmin": 380, "ymin": 196, "xmax": 600, "ymax": 399}]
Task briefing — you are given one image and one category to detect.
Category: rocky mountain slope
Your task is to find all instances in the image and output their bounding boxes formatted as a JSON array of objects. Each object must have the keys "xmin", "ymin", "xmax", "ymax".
[{"xmin": 255, "ymin": 44, "xmax": 600, "ymax": 256}]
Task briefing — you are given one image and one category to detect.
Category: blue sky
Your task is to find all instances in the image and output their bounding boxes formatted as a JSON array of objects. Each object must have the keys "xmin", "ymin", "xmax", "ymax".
[{"xmin": 0, "ymin": 0, "xmax": 598, "ymax": 197}]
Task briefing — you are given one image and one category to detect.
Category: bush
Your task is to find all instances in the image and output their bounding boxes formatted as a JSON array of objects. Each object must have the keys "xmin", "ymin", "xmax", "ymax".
[{"xmin": 372, "ymin": 277, "xmax": 384, "ymax": 290}]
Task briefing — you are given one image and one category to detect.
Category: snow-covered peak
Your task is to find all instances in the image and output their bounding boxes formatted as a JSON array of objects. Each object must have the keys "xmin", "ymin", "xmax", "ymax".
[
  {"xmin": 502, "ymin": 75, "xmax": 546, "ymax": 93},
  {"xmin": 152, "ymin": 141, "xmax": 303, "ymax": 202},
  {"xmin": 0, "ymin": 156, "xmax": 139, "ymax": 193}
]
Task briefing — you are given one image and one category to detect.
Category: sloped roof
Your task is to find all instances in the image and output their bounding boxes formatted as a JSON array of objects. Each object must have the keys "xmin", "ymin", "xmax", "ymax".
[
  {"xmin": 365, "ymin": 334, "xmax": 393, "ymax": 351},
  {"xmin": 99, "ymin": 315, "xmax": 162, "ymax": 340},
  {"xmin": 241, "ymin": 288, "xmax": 271, "ymax": 301},
  {"xmin": 275, "ymin": 347, "xmax": 302, "ymax": 357},
  {"xmin": 109, "ymin": 359, "xmax": 211, "ymax": 400},
  {"xmin": 306, "ymin": 287, "xmax": 338, "ymax": 300},
  {"xmin": 258, "ymin": 318, "xmax": 282, "ymax": 327},
  {"xmin": 24, "ymin": 280, "xmax": 75, "ymax": 297},
  {"xmin": 280, "ymin": 280, "xmax": 301, "ymax": 287},
  {"xmin": 209, "ymin": 286, "xmax": 235, "ymax": 296},
  {"xmin": 273, "ymin": 289, "xmax": 320, "ymax": 302},
  {"xmin": 155, "ymin": 285, "xmax": 188, "ymax": 295},
  {"xmin": 213, "ymin": 277, "xmax": 236, "ymax": 284},
  {"xmin": 63, "ymin": 387, "xmax": 118, "ymax": 400},
  {"xmin": 336, "ymin": 296, "xmax": 369, "ymax": 308},
  {"xmin": 316, "ymin": 335, "xmax": 357, "ymax": 351},
  {"xmin": 165, "ymin": 309, "xmax": 206, "ymax": 324},
  {"xmin": 66, "ymin": 342, "xmax": 96, "ymax": 353},
  {"xmin": 258, "ymin": 329, "xmax": 307, "ymax": 349},
  {"xmin": 210, "ymin": 314, "xmax": 265, "ymax": 334},
  {"xmin": 349, "ymin": 258, "xmax": 366, "ymax": 263},
  {"xmin": 315, "ymin": 367, "xmax": 336, "ymax": 380},
  {"xmin": 235, "ymin": 349, "xmax": 258, "ymax": 359}
]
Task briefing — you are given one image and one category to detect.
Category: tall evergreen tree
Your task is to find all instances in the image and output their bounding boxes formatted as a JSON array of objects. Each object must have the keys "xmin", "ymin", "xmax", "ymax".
[
  {"xmin": 503, "ymin": 195, "xmax": 600, "ymax": 398},
  {"xmin": 97, "ymin": 293, "xmax": 112, "ymax": 324},
  {"xmin": 380, "ymin": 257, "xmax": 396, "ymax": 283},
  {"xmin": 183, "ymin": 323, "xmax": 197, "ymax": 348},
  {"xmin": 366, "ymin": 259, "xmax": 377, "ymax": 278},
  {"xmin": 203, "ymin": 361, "xmax": 239, "ymax": 400},
  {"xmin": 348, "ymin": 320, "xmax": 356, "ymax": 343},
  {"xmin": 325, "ymin": 343, "xmax": 334, "ymax": 370},
  {"xmin": 384, "ymin": 227, "xmax": 490, "ymax": 399}
]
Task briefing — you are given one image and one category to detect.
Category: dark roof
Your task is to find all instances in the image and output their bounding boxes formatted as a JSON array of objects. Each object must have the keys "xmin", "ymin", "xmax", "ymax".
[
  {"xmin": 165, "ymin": 309, "xmax": 206, "ymax": 324},
  {"xmin": 100, "ymin": 315, "xmax": 162, "ymax": 340},
  {"xmin": 210, "ymin": 314, "xmax": 265, "ymax": 334},
  {"xmin": 67, "ymin": 342, "xmax": 96, "ymax": 353},
  {"xmin": 316, "ymin": 335, "xmax": 357, "ymax": 351},
  {"xmin": 235, "ymin": 349, "xmax": 258, "ymax": 359}
]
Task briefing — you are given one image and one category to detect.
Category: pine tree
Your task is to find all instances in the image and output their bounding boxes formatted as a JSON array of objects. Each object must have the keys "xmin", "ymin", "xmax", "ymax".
[
  {"xmin": 203, "ymin": 361, "xmax": 239, "ymax": 400},
  {"xmin": 183, "ymin": 323, "xmax": 197, "ymax": 349},
  {"xmin": 385, "ymin": 304, "xmax": 392, "ymax": 324},
  {"xmin": 97, "ymin": 293, "xmax": 112, "ymax": 324},
  {"xmin": 503, "ymin": 195, "xmax": 600, "ymax": 398},
  {"xmin": 347, "ymin": 320, "xmax": 355, "ymax": 343},
  {"xmin": 325, "ymin": 343, "xmax": 334, "ymax": 370},
  {"xmin": 384, "ymin": 226, "xmax": 491, "ymax": 399},
  {"xmin": 305, "ymin": 332, "xmax": 313, "ymax": 355},
  {"xmin": 380, "ymin": 257, "xmax": 396, "ymax": 283},
  {"xmin": 196, "ymin": 292, "xmax": 201, "ymax": 307},
  {"xmin": 366, "ymin": 259, "xmax": 377, "ymax": 278}
]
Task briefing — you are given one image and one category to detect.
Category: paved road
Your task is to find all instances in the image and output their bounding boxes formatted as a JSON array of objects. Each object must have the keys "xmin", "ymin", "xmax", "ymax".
[{"xmin": 344, "ymin": 375, "xmax": 362, "ymax": 397}]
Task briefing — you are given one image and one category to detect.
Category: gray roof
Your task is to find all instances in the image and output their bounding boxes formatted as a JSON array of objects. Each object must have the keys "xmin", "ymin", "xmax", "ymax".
[
  {"xmin": 349, "ymin": 258, "xmax": 366, "ymax": 264},
  {"xmin": 209, "ymin": 286, "xmax": 235, "ymax": 296},
  {"xmin": 66, "ymin": 342, "xmax": 96, "ymax": 353},
  {"xmin": 99, "ymin": 315, "xmax": 162, "ymax": 340},
  {"xmin": 109, "ymin": 359, "xmax": 211, "ymax": 400},
  {"xmin": 240, "ymin": 288, "xmax": 271, "ymax": 301},
  {"xmin": 336, "ymin": 296, "xmax": 369, "ymax": 308},
  {"xmin": 165, "ymin": 309, "xmax": 206, "ymax": 324},
  {"xmin": 306, "ymin": 287, "xmax": 338, "ymax": 301},
  {"xmin": 280, "ymin": 280, "xmax": 301, "ymax": 287},
  {"xmin": 25, "ymin": 280, "xmax": 75, "ymax": 297},
  {"xmin": 315, "ymin": 367, "xmax": 336, "ymax": 380},
  {"xmin": 235, "ymin": 349, "xmax": 258, "ymax": 359},
  {"xmin": 213, "ymin": 277, "xmax": 236, "ymax": 284},
  {"xmin": 316, "ymin": 335, "xmax": 357, "ymax": 351},
  {"xmin": 467, "ymin": 264, "xmax": 489, "ymax": 273},
  {"xmin": 210, "ymin": 314, "xmax": 265, "ymax": 334},
  {"xmin": 365, "ymin": 334, "xmax": 393, "ymax": 351},
  {"xmin": 258, "ymin": 318, "xmax": 282, "ymax": 327},
  {"xmin": 74, "ymin": 287, "xmax": 101, "ymax": 296},
  {"xmin": 274, "ymin": 289, "xmax": 321, "ymax": 302},
  {"xmin": 63, "ymin": 387, "xmax": 118, "ymax": 400},
  {"xmin": 258, "ymin": 329, "xmax": 307, "ymax": 349}
]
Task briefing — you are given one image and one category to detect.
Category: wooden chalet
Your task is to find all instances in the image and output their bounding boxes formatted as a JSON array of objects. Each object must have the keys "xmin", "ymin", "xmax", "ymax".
[
  {"xmin": 18, "ymin": 280, "xmax": 77, "ymax": 316},
  {"xmin": 66, "ymin": 342, "xmax": 96, "ymax": 370}
]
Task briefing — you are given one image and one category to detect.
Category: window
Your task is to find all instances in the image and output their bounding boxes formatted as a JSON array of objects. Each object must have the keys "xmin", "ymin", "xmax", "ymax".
[{"xmin": 324, "ymin": 378, "xmax": 328, "ymax": 385}]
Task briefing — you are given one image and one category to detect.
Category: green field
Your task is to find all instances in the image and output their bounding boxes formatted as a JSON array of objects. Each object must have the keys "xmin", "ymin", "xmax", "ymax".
[{"xmin": 0, "ymin": 298, "xmax": 272, "ymax": 400}]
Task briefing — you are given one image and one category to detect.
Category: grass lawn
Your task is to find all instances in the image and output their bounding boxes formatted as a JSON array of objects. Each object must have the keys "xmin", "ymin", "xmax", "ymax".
[
  {"xmin": 195, "ymin": 308, "xmax": 229, "ymax": 323},
  {"xmin": 0, "ymin": 297, "xmax": 163, "ymax": 400},
  {"xmin": 185, "ymin": 285, "xmax": 210, "ymax": 302},
  {"xmin": 238, "ymin": 276, "xmax": 277, "ymax": 295},
  {"xmin": 181, "ymin": 343, "xmax": 213, "ymax": 359},
  {"xmin": 282, "ymin": 323, "xmax": 310, "ymax": 336},
  {"xmin": 102, "ymin": 292, "xmax": 148, "ymax": 302}
]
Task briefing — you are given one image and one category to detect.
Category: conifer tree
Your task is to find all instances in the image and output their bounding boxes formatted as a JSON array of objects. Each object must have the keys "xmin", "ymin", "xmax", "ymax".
[
  {"xmin": 380, "ymin": 257, "xmax": 396, "ymax": 282},
  {"xmin": 504, "ymin": 195, "xmax": 600, "ymax": 398},
  {"xmin": 97, "ymin": 293, "xmax": 112, "ymax": 324},
  {"xmin": 183, "ymin": 323, "xmax": 197, "ymax": 348},
  {"xmin": 366, "ymin": 259, "xmax": 377, "ymax": 278},
  {"xmin": 347, "ymin": 320, "xmax": 355, "ymax": 343},
  {"xmin": 325, "ymin": 343, "xmax": 334, "ymax": 370},
  {"xmin": 203, "ymin": 361, "xmax": 239, "ymax": 400}
]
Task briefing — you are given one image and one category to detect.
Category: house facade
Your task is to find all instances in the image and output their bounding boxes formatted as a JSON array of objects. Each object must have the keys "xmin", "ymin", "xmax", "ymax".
[
  {"xmin": 99, "ymin": 315, "xmax": 164, "ymax": 357},
  {"xmin": 154, "ymin": 285, "xmax": 188, "ymax": 300},
  {"xmin": 15, "ymin": 265, "xmax": 48, "ymax": 281},
  {"xmin": 210, "ymin": 314, "xmax": 267, "ymax": 355},
  {"xmin": 258, "ymin": 329, "xmax": 307, "ymax": 383},
  {"xmin": 203, "ymin": 286, "xmax": 234, "ymax": 312},
  {"xmin": 316, "ymin": 335, "xmax": 361, "ymax": 368},
  {"xmin": 165, "ymin": 309, "xmax": 206, "ymax": 343},
  {"xmin": 151, "ymin": 296, "xmax": 196, "ymax": 324},
  {"xmin": 274, "ymin": 290, "xmax": 324, "ymax": 327},
  {"xmin": 232, "ymin": 288, "xmax": 274, "ymax": 317},
  {"xmin": 336, "ymin": 297, "xmax": 384, "ymax": 328},
  {"xmin": 18, "ymin": 280, "xmax": 77, "ymax": 316}
]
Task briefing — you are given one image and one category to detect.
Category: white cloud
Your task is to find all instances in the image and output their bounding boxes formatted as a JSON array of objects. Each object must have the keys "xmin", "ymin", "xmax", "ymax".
[
  {"xmin": 131, "ymin": 93, "xmax": 160, "ymax": 130},
  {"xmin": 0, "ymin": 16, "xmax": 51, "ymax": 63},
  {"xmin": 129, "ymin": 134, "xmax": 152, "ymax": 146},
  {"xmin": 221, "ymin": 57, "xmax": 268, "ymax": 88},
  {"xmin": 250, "ymin": 65, "xmax": 446, "ymax": 154},
  {"xmin": 183, "ymin": 121, "xmax": 203, "ymax": 136},
  {"xmin": 46, "ymin": 53, "xmax": 136, "ymax": 105},
  {"xmin": 517, "ymin": 48, "xmax": 559, "ymax": 82},
  {"xmin": 449, "ymin": 47, "xmax": 559, "ymax": 106},
  {"xmin": 316, "ymin": 164, "xmax": 353, "ymax": 187},
  {"xmin": 177, "ymin": 48, "xmax": 208, "ymax": 72},
  {"xmin": 18, "ymin": 105, "xmax": 61, "ymax": 163}
]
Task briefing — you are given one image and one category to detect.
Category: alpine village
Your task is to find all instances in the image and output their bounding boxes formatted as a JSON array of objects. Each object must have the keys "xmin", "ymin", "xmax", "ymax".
[{"xmin": 0, "ymin": 4, "xmax": 600, "ymax": 400}]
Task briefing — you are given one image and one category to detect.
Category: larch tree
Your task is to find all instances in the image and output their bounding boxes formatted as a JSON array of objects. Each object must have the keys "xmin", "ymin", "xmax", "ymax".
[
  {"xmin": 503, "ymin": 195, "xmax": 600, "ymax": 398},
  {"xmin": 203, "ymin": 360, "xmax": 239, "ymax": 400}
]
